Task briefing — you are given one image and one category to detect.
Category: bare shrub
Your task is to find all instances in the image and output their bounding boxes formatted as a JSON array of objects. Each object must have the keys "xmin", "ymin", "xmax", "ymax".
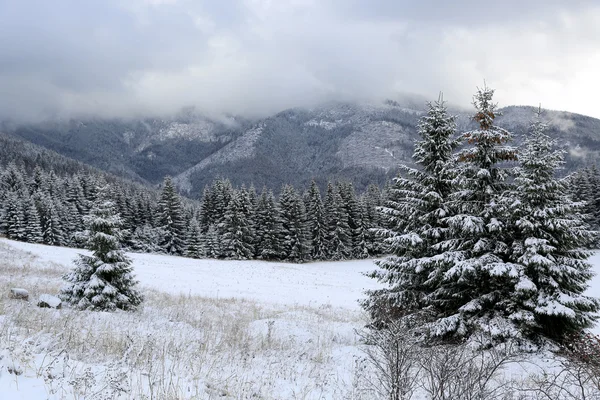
[
  {"xmin": 418, "ymin": 335, "xmax": 519, "ymax": 400},
  {"xmin": 358, "ymin": 317, "xmax": 422, "ymax": 400},
  {"xmin": 360, "ymin": 321, "xmax": 521, "ymax": 400},
  {"xmin": 516, "ymin": 333, "xmax": 600, "ymax": 400}
]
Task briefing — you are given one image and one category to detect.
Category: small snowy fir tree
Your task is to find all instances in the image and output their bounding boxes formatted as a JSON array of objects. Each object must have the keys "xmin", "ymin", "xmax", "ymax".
[
  {"xmin": 60, "ymin": 186, "xmax": 143, "ymax": 311},
  {"xmin": 363, "ymin": 95, "xmax": 459, "ymax": 325},
  {"xmin": 508, "ymin": 108, "xmax": 599, "ymax": 341}
]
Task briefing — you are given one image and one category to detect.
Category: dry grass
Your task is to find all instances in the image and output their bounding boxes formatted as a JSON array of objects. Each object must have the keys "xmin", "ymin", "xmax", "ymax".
[{"xmin": 0, "ymin": 244, "xmax": 367, "ymax": 399}]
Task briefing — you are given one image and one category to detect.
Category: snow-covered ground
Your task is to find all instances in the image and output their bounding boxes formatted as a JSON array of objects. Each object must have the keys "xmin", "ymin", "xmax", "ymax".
[
  {"xmin": 0, "ymin": 239, "xmax": 382, "ymax": 399},
  {"xmin": 0, "ymin": 239, "xmax": 380, "ymax": 309},
  {"xmin": 1, "ymin": 238, "xmax": 599, "ymax": 399}
]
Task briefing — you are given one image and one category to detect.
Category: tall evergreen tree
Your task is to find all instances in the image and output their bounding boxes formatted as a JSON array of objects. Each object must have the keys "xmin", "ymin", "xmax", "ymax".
[
  {"xmin": 508, "ymin": 109, "xmax": 599, "ymax": 341},
  {"xmin": 255, "ymin": 188, "xmax": 283, "ymax": 260},
  {"xmin": 185, "ymin": 216, "xmax": 204, "ymax": 259},
  {"xmin": 363, "ymin": 95, "xmax": 459, "ymax": 324},
  {"xmin": 433, "ymin": 86, "xmax": 518, "ymax": 340},
  {"xmin": 39, "ymin": 196, "xmax": 65, "ymax": 246},
  {"xmin": 279, "ymin": 185, "xmax": 310, "ymax": 262},
  {"xmin": 323, "ymin": 182, "xmax": 351, "ymax": 260},
  {"xmin": 203, "ymin": 224, "xmax": 220, "ymax": 258},
  {"xmin": 60, "ymin": 186, "xmax": 143, "ymax": 311},
  {"xmin": 4, "ymin": 192, "xmax": 26, "ymax": 241},
  {"xmin": 305, "ymin": 180, "xmax": 328, "ymax": 260},
  {"xmin": 220, "ymin": 190, "xmax": 254, "ymax": 259},
  {"xmin": 238, "ymin": 185, "xmax": 257, "ymax": 253},
  {"xmin": 157, "ymin": 176, "xmax": 185, "ymax": 255},
  {"xmin": 362, "ymin": 184, "xmax": 385, "ymax": 255},
  {"xmin": 337, "ymin": 182, "xmax": 364, "ymax": 257},
  {"xmin": 23, "ymin": 197, "xmax": 43, "ymax": 243}
]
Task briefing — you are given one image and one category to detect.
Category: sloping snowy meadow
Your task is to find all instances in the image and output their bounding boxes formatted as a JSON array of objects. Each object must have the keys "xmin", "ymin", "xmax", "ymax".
[{"xmin": 1, "ymin": 238, "xmax": 599, "ymax": 399}]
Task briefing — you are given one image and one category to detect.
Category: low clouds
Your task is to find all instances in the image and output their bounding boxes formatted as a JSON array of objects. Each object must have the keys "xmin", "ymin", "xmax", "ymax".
[{"xmin": 0, "ymin": 0, "xmax": 599, "ymax": 121}]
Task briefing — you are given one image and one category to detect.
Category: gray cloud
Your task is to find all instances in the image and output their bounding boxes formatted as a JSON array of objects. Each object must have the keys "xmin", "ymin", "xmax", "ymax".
[{"xmin": 0, "ymin": 0, "xmax": 598, "ymax": 121}]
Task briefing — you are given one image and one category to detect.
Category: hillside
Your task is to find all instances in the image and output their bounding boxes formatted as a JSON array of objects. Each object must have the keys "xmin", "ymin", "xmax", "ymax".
[{"xmin": 3, "ymin": 101, "xmax": 600, "ymax": 197}]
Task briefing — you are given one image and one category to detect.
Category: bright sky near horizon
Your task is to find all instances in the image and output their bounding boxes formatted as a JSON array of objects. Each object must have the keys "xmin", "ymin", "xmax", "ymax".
[{"xmin": 1, "ymin": 0, "xmax": 598, "ymax": 121}]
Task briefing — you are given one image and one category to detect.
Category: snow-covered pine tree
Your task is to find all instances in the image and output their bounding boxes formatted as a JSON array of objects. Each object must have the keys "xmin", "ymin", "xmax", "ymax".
[
  {"xmin": 569, "ymin": 165, "xmax": 600, "ymax": 234},
  {"xmin": 212, "ymin": 178, "xmax": 234, "ymax": 227},
  {"xmin": 352, "ymin": 198, "xmax": 371, "ymax": 259},
  {"xmin": 238, "ymin": 185, "xmax": 257, "ymax": 253},
  {"xmin": 433, "ymin": 86, "xmax": 518, "ymax": 340},
  {"xmin": 255, "ymin": 188, "xmax": 283, "ymax": 260},
  {"xmin": 337, "ymin": 182, "xmax": 366, "ymax": 259},
  {"xmin": 157, "ymin": 176, "xmax": 185, "ymax": 255},
  {"xmin": 220, "ymin": 190, "xmax": 254, "ymax": 259},
  {"xmin": 60, "ymin": 186, "xmax": 143, "ymax": 311},
  {"xmin": 185, "ymin": 216, "xmax": 204, "ymax": 259},
  {"xmin": 279, "ymin": 184, "xmax": 310, "ymax": 262},
  {"xmin": 508, "ymin": 108, "xmax": 599, "ymax": 341},
  {"xmin": 324, "ymin": 182, "xmax": 352, "ymax": 260},
  {"xmin": 363, "ymin": 95, "xmax": 459, "ymax": 324},
  {"xmin": 1, "ymin": 163, "xmax": 27, "ymax": 194},
  {"xmin": 39, "ymin": 196, "xmax": 65, "ymax": 246},
  {"xmin": 65, "ymin": 178, "xmax": 86, "ymax": 216},
  {"xmin": 65, "ymin": 201, "xmax": 84, "ymax": 245},
  {"xmin": 305, "ymin": 180, "xmax": 328, "ymax": 260},
  {"xmin": 362, "ymin": 184, "xmax": 385, "ymax": 255},
  {"xmin": 23, "ymin": 197, "xmax": 43, "ymax": 243},
  {"xmin": 130, "ymin": 224, "xmax": 165, "ymax": 253},
  {"xmin": 3, "ymin": 192, "xmax": 26, "ymax": 241},
  {"xmin": 203, "ymin": 224, "xmax": 220, "ymax": 258},
  {"xmin": 200, "ymin": 185, "xmax": 214, "ymax": 232}
]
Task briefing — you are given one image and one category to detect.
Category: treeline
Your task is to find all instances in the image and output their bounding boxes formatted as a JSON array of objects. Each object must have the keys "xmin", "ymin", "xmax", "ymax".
[
  {"xmin": 0, "ymin": 162, "xmax": 162, "ymax": 248},
  {"xmin": 191, "ymin": 178, "xmax": 385, "ymax": 261},
  {"xmin": 0, "ymin": 129, "xmax": 598, "ymax": 265},
  {"xmin": 128, "ymin": 176, "xmax": 386, "ymax": 261},
  {"xmin": 569, "ymin": 164, "xmax": 600, "ymax": 233},
  {"xmin": 0, "ymin": 155, "xmax": 386, "ymax": 261}
]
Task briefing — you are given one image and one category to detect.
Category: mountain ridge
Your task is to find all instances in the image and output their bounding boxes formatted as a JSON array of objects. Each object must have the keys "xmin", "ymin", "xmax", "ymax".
[{"xmin": 2, "ymin": 100, "xmax": 599, "ymax": 197}]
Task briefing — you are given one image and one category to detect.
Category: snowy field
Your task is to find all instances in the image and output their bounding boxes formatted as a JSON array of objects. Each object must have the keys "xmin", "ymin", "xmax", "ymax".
[
  {"xmin": 1, "ymin": 238, "xmax": 599, "ymax": 399},
  {"xmin": 0, "ymin": 239, "xmax": 380, "ymax": 309}
]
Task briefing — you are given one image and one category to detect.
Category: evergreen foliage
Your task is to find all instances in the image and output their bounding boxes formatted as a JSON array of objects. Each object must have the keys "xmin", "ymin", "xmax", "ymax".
[
  {"xmin": 419, "ymin": 86, "xmax": 518, "ymax": 340},
  {"xmin": 305, "ymin": 180, "xmax": 328, "ymax": 260},
  {"xmin": 255, "ymin": 188, "xmax": 283, "ymax": 260},
  {"xmin": 508, "ymin": 109, "xmax": 599, "ymax": 340},
  {"xmin": 185, "ymin": 217, "xmax": 204, "ymax": 258},
  {"xmin": 279, "ymin": 185, "xmax": 310, "ymax": 262},
  {"xmin": 363, "ymin": 95, "xmax": 459, "ymax": 325},
  {"xmin": 60, "ymin": 186, "xmax": 143, "ymax": 311},
  {"xmin": 364, "ymin": 88, "xmax": 599, "ymax": 345},
  {"xmin": 157, "ymin": 176, "xmax": 185, "ymax": 255},
  {"xmin": 221, "ymin": 190, "xmax": 255, "ymax": 259},
  {"xmin": 324, "ymin": 182, "xmax": 352, "ymax": 260}
]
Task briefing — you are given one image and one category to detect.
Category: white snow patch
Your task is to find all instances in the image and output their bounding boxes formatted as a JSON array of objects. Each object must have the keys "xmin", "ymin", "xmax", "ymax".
[{"xmin": 0, "ymin": 238, "xmax": 380, "ymax": 309}]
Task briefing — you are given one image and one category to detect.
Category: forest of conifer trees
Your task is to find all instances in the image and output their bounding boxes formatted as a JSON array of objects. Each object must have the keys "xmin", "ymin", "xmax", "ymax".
[{"xmin": 0, "ymin": 158, "xmax": 388, "ymax": 262}]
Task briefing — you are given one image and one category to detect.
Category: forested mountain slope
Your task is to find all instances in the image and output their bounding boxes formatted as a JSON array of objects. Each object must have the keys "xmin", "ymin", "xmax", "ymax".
[{"xmin": 3, "ymin": 102, "xmax": 599, "ymax": 197}]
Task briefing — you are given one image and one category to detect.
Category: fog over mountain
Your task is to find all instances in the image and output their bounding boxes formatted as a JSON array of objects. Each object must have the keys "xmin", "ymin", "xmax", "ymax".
[
  {"xmin": 1, "ymin": 0, "xmax": 599, "ymax": 122},
  {"xmin": 3, "ymin": 100, "xmax": 599, "ymax": 197}
]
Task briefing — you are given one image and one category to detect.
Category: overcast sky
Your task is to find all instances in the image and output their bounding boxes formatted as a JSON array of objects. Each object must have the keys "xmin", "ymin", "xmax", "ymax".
[{"xmin": 1, "ymin": 0, "xmax": 598, "ymax": 121}]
